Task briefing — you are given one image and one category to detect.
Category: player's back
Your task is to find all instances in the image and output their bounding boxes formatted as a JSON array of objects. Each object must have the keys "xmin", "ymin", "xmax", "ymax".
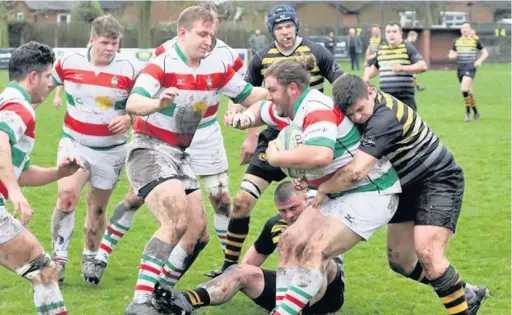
[{"xmin": 373, "ymin": 91, "xmax": 458, "ymax": 186}]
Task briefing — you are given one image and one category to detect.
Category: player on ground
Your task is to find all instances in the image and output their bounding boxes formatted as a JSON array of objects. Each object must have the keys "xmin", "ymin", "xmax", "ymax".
[
  {"xmin": 323, "ymin": 74, "xmax": 489, "ymax": 314},
  {"xmin": 122, "ymin": 6, "xmax": 267, "ymax": 314},
  {"xmin": 364, "ymin": 24, "xmax": 382, "ymax": 67},
  {"xmin": 228, "ymin": 56, "xmax": 400, "ymax": 315},
  {"xmin": 405, "ymin": 31, "xmax": 426, "ymax": 92},
  {"xmin": 212, "ymin": 5, "xmax": 344, "ymax": 277},
  {"xmin": 50, "ymin": 15, "xmax": 138, "ymax": 284},
  {"xmin": 0, "ymin": 41, "xmax": 83, "ymax": 315},
  {"xmin": 449, "ymin": 21, "xmax": 488, "ymax": 122},
  {"xmin": 364, "ymin": 22, "xmax": 427, "ymax": 111},
  {"xmin": 81, "ymin": 9, "xmax": 247, "ymax": 286},
  {"xmin": 152, "ymin": 181, "xmax": 345, "ymax": 315}
]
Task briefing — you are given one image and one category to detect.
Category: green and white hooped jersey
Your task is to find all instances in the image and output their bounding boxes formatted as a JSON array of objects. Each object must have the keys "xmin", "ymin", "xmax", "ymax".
[
  {"xmin": 0, "ymin": 83, "xmax": 36, "ymax": 205},
  {"xmin": 260, "ymin": 88, "xmax": 401, "ymax": 196}
]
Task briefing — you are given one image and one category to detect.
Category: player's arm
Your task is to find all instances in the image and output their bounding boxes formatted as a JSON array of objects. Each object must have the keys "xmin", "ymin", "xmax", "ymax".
[
  {"xmin": 51, "ymin": 58, "xmax": 66, "ymax": 90},
  {"xmin": 397, "ymin": 43, "xmax": 427, "ymax": 74},
  {"xmin": 241, "ymin": 245, "xmax": 268, "ymax": 266},
  {"xmin": 242, "ymin": 216, "xmax": 279, "ymax": 267},
  {"xmin": 0, "ymin": 132, "xmax": 22, "ymax": 195},
  {"xmin": 266, "ymin": 104, "xmax": 335, "ymax": 170},
  {"xmin": 316, "ymin": 44, "xmax": 344, "ymax": 83},
  {"xmin": 18, "ymin": 158, "xmax": 81, "ymax": 187},
  {"xmin": 448, "ymin": 40, "xmax": 458, "ymax": 60},
  {"xmin": 363, "ymin": 57, "xmax": 380, "ymax": 82},
  {"xmin": 475, "ymin": 40, "xmax": 488, "ymax": 67},
  {"xmin": 126, "ymin": 57, "xmax": 169, "ymax": 116},
  {"xmin": 52, "ymin": 85, "xmax": 64, "ymax": 108},
  {"xmin": 317, "ymin": 110, "xmax": 402, "ymax": 195}
]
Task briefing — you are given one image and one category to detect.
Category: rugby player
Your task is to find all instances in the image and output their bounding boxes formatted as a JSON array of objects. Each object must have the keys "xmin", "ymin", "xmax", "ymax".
[
  {"xmin": 82, "ymin": 4, "xmax": 246, "ymax": 286},
  {"xmin": 152, "ymin": 181, "xmax": 345, "ymax": 315},
  {"xmin": 213, "ymin": 4, "xmax": 344, "ymax": 277},
  {"xmin": 228, "ymin": 55, "xmax": 400, "ymax": 315},
  {"xmin": 50, "ymin": 15, "xmax": 138, "ymax": 284},
  {"xmin": 364, "ymin": 22, "xmax": 427, "ymax": 111},
  {"xmin": 122, "ymin": 6, "xmax": 267, "ymax": 314},
  {"xmin": 323, "ymin": 73, "xmax": 490, "ymax": 314},
  {"xmin": 0, "ymin": 41, "xmax": 82, "ymax": 315},
  {"xmin": 449, "ymin": 21, "xmax": 488, "ymax": 122}
]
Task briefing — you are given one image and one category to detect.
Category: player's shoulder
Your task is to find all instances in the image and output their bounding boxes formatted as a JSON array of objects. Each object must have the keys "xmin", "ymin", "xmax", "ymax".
[
  {"xmin": 264, "ymin": 214, "xmax": 285, "ymax": 228},
  {"xmin": 58, "ymin": 51, "xmax": 87, "ymax": 67},
  {"xmin": 306, "ymin": 89, "xmax": 334, "ymax": 108},
  {"xmin": 372, "ymin": 90, "xmax": 406, "ymax": 122},
  {"xmin": 255, "ymin": 42, "xmax": 277, "ymax": 59}
]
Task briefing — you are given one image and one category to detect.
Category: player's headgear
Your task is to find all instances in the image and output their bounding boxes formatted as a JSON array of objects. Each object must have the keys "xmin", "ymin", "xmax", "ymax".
[{"xmin": 267, "ymin": 5, "xmax": 300, "ymax": 38}]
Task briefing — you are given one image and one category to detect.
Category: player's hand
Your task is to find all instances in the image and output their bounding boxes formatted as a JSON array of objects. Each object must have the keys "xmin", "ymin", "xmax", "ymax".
[
  {"xmin": 240, "ymin": 135, "xmax": 257, "ymax": 165},
  {"xmin": 293, "ymin": 177, "xmax": 309, "ymax": 191},
  {"xmin": 53, "ymin": 96, "xmax": 62, "ymax": 108},
  {"xmin": 265, "ymin": 140, "xmax": 280, "ymax": 167},
  {"xmin": 311, "ymin": 187, "xmax": 327, "ymax": 208},
  {"xmin": 223, "ymin": 109, "xmax": 241, "ymax": 126},
  {"xmin": 158, "ymin": 87, "xmax": 179, "ymax": 110},
  {"xmin": 108, "ymin": 115, "xmax": 132, "ymax": 134},
  {"xmin": 391, "ymin": 64, "xmax": 404, "ymax": 72},
  {"xmin": 10, "ymin": 190, "xmax": 33, "ymax": 225},
  {"xmin": 57, "ymin": 156, "xmax": 84, "ymax": 178},
  {"xmin": 231, "ymin": 112, "xmax": 255, "ymax": 130},
  {"xmin": 474, "ymin": 60, "xmax": 482, "ymax": 68}
]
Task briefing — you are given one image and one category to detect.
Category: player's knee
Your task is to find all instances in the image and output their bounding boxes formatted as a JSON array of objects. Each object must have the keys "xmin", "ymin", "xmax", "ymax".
[
  {"xmin": 87, "ymin": 203, "xmax": 106, "ymax": 219},
  {"xmin": 212, "ymin": 192, "xmax": 231, "ymax": 217},
  {"xmin": 57, "ymin": 188, "xmax": 79, "ymax": 211},
  {"xmin": 232, "ymin": 192, "xmax": 253, "ymax": 218},
  {"xmin": 204, "ymin": 173, "xmax": 229, "ymax": 208},
  {"xmin": 387, "ymin": 246, "xmax": 416, "ymax": 276},
  {"xmin": 16, "ymin": 253, "xmax": 55, "ymax": 285},
  {"xmin": 239, "ymin": 265, "xmax": 263, "ymax": 287}
]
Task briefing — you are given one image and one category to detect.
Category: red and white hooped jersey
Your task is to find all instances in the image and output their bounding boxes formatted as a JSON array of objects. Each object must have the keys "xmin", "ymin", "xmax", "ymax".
[
  {"xmin": 131, "ymin": 43, "xmax": 253, "ymax": 149},
  {"xmin": 52, "ymin": 49, "xmax": 139, "ymax": 149}
]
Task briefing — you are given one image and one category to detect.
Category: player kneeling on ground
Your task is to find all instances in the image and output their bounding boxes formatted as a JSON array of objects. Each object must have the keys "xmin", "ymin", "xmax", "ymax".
[
  {"xmin": 227, "ymin": 55, "xmax": 400, "ymax": 315},
  {"xmin": 152, "ymin": 181, "xmax": 345, "ymax": 315},
  {"xmin": 0, "ymin": 41, "xmax": 82, "ymax": 315}
]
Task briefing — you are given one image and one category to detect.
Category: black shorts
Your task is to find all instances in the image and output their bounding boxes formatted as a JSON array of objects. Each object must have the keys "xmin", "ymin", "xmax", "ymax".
[
  {"xmin": 245, "ymin": 127, "xmax": 287, "ymax": 183},
  {"xmin": 389, "ymin": 167, "xmax": 465, "ymax": 232},
  {"xmin": 387, "ymin": 92, "xmax": 417, "ymax": 111},
  {"xmin": 252, "ymin": 268, "xmax": 345, "ymax": 314},
  {"xmin": 457, "ymin": 68, "xmax": 477, "ymax": 83}
]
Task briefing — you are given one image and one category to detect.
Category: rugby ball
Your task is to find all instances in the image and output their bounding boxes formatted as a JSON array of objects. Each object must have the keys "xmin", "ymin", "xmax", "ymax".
[{"xmin": 276, "ymin": 125, "xmax": 307, "ymax": 178}]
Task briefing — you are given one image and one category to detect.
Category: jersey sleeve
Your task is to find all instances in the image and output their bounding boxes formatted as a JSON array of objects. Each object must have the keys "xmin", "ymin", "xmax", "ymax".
[
  {"xmin": 302, "ymin": 102, "xmax": 338, "ymax": 150},
  {"xmin": 52, "ymin": 58, "xmax": 65, "ymax": 86},
  {"xmin": 405, "ymin": 42, "xmax": 424, "ymax": 64},
  {"xmin": 316, "ymin": 45, "xmax": 344, "ymax": 83},
  {"xmin": 476, "ymin": 38, "xmax": 484, "ymax": 50},
  {"xmin": 244, "ymin": 54, "xmax": 263, "ymax": 87},
  {"xmin": 253, "ymin": 216, "xmax": 280, "ymax": 256},
  {"xmin": 218, "ymin": 63, "xmax": 253, "ymax": 104},
  {"xmin": 259, "ymin": 100, "xmax": 289, "ymax": 129},
  {"xmin": 154, "ymin": 44, "xmax": 167, "ymax": 57},
  {"xmin": 451, "ymin": 39, "xmax": 457, "ymax": 51},
  {"xmin": 0, "ymin": 103, "xmax": 33, "ymax": 145},
  {"xmin": 358, "ymin": 107, "xmax": 403, "ymax": 158},
  {"xmin": 130, "ymin": 56, "xmax": 165, "ymax": 98}
]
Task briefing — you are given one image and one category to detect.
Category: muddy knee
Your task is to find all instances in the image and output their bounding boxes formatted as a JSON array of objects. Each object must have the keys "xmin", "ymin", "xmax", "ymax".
[
  {"xmin": 56, "ymin": 188, "xmax": 80, "ymax": 211},
  {"xmin": 232, "ymin": 192, "xmax": 255, "ymax": 218},
  {"xmin": 387, "ymin": 247, "xmax": 418, "ymax": 276}
]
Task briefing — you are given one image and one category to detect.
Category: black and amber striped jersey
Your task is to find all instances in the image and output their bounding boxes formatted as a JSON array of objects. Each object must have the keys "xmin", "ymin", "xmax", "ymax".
[
  {"xmin": 371, "ymin": 41, "xmax": 424, "ymax": 96},
  {"xmin": 253, "ymin": 215, "xmax": 288, "ymax": 256},
  {"xmin": 452, "ymin": 36, "xmax": 484, "ymax": 70},
  {"xmin": 245, "ymin": 38, "xmax": 343, "ymax": 92},
  {"xmin": 358, "ymin": 90, "xmax": 459, "ymax": 187},
  {"xmin": 367, "ymin": 36, "xmax": 382, "ymax": 54}
]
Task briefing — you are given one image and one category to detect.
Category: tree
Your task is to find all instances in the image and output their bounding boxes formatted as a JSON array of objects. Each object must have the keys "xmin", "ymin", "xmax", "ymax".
[
  {"xmin": 137, "ymin": 1, "xmax": 151, "ymax": 48},
  {"xmin": 0, "ymin": 1, "xmax": 15, "ymax": 48},
  {"xmin": 70, "ymin": 1, "xmax": 104, "ymax": 24}
]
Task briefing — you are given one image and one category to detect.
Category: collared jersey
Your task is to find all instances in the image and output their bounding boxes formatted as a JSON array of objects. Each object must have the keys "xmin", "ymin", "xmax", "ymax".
[
  {"xmin": 155, "ymin": 38, "xmax": 246, "ymax": 129},
  {"xmin": 52, "ymin": 49, "xmax": 139, "ymax": 149},
  {"xmin": 131, "ymin": 44, "xmax": 253, "ymax": 149}
]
